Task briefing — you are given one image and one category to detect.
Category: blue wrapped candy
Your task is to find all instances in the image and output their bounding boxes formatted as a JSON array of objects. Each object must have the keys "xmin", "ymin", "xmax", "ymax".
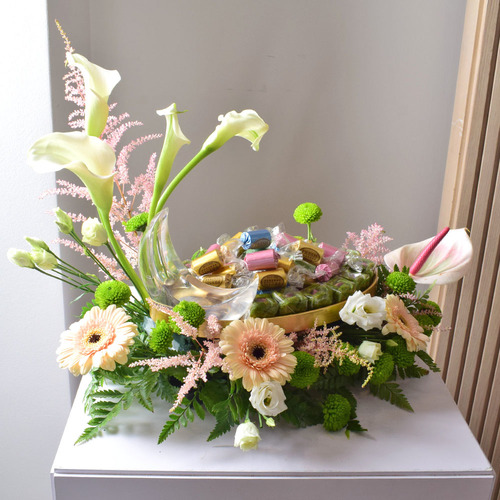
[{"xmin": 240, "ymin": 229, "xmax": 272, "ymax": 250}]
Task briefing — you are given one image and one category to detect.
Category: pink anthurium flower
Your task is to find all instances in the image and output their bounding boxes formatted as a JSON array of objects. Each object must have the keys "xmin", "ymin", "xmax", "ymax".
[{"xmin": 383, "ymin": 228, "xmax": 473, "ymax": 285}]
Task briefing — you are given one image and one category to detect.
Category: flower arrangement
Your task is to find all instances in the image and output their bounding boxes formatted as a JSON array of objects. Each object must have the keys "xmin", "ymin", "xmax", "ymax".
[{"xmin": 8, "ymin": 25, "xmax": 473, "ymax": 451}]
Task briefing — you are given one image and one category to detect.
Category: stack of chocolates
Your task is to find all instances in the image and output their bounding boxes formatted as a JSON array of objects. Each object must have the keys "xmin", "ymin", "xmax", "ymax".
[{"xmin": 188, "ymin": 225, "xmax": 375, "ymax": 319}]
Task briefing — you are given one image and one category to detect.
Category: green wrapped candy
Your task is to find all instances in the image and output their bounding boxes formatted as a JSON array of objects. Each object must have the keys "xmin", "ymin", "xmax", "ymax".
[
  {"xmin": 250, "ymin": 293, "xmax": 280, "ymax": 318},
  {"xmin": 302, "ymin": 284, "xmax": 334, "ymax": 310},
  {"xmin": 324, "ymin": 277, "xmax": 357, "ymax": 303},
  {"xmin": 339, "ymin": 269, "xmax": 372, "ymax": 290},
  {"xmin": 272, "ymin": 288, "xmax": 309, "ymax": 316}
]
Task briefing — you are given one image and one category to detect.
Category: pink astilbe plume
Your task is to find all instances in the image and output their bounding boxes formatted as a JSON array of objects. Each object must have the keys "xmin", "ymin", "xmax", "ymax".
[
  {"xmin": 295, "ymin": 322, "xmax": 373, "ymax": 387},
  {"xmin": 129, "ymin": 340, "xmax": 223, "ymax": 411},
  {"xmin": 344, "ymin": 223, "xmax": 393, "ymax": 265}
]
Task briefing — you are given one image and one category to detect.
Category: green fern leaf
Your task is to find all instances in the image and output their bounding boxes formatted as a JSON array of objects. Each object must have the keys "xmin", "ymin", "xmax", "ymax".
[
  {"xmin": 416, "ymin": 351, "xmax": 441, "ymax": 372},
  {"xmin": 369, "ymin": 382, "xmax": 414, "ymax": 412}
]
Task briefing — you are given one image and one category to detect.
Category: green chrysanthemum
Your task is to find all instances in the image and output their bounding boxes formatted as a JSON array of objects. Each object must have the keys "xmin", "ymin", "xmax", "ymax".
[
  {"xmin": 385, "ymin": 336, "xmax": 415, "ymax": 368},
  {"xmin": 386, "ymin": 271, "xmax": 416, "ymax": 294},
  {"xmin": 173, "ymin": 300, "xmax": 206, "ymax": 328},
  {"xmin": 335, "ymin": 343, "xmax": 361, "ymax": 376},
  {"xmin": 293, "ymin": 202, "xmax": 323, "ymax": 241},
  {"xmin": 124, "ymin": 212, "xmax": 149, "ymax": 232},
  {"xmin": 289, "ymin": 351, "xmax": 320, "ymax": 388},
  {"xmin": 94, "ymin": 280, "xmax": 131, "ymax": 308},
  {"xmin": 369, "ymin": 352, "xmax": 395, "ymax": 385},
  {"xmin": 323, "ymin": 394, "xmax": 351, "ymax": 432},
  {"xmin": 149, "ymin": 319, "xmax": 176, "ymax": 355}
]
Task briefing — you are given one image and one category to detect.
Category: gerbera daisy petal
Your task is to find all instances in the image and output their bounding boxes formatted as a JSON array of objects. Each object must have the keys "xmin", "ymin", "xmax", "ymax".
[
  {"xmin": 219, "ymin": 317, "xmax": 296, "ymax": 391},
  {"xmin": 56, "ymin": 305, "xmax": 138, "ymax": 376}
]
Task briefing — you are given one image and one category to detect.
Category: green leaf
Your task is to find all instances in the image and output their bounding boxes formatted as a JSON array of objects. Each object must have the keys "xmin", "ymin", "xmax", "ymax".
[
  {"xmin": 397, "ymin": 365, "xmax": 429, "ymax": 379},
  {"xmin": 345, "ymin": 419, "xmax": 367, "ymax": 438},
  {"xmin": 416, "ymin": 351, "xmax": 441, "ymax": 372},
  {"xmin": 158, "ymin": 415, "xmax": 180, "ymax": 444},
  {"xmin": 369, "ymin": 382, "xmax": 414, "ymax": 412},
  {"xmin": 91, "ymin": 389, "xmax": 124, "ymax": 399},
  {"xmin": 75, "ymin": 425, "xmax": 102, "ymax": 445},
  {"xmin": 199, "ymin": 380, "xmax": 229, "ymax": 414},
  {"xmin": 193, "ymin": 399, "xmax": 206, "ymax": 420}
]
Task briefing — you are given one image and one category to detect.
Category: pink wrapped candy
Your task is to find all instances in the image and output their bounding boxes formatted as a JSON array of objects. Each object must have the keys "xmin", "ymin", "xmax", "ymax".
[{"xmin": 244, "ymin": 249, "xmax": 279, "ymax": 271}]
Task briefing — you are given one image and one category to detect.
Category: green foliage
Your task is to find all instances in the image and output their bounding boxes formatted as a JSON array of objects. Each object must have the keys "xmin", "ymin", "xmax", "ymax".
[
  {"xmin": 191, "ymin": 247, "xmax": 206, "ymax": 260},
  {"xmin": 158, "ymin": 399, "xmax": 195, "ymax": 444},
  {"xmin": 207, "ymin": 400, "xmax": 235, "ymax": 442},
  {"xmin": 369, "ymin": 382, "xmax": 414, "ymax": 412},
  {"xmin": 80, "ymin": 301, "xmax": 97, "ymax": 318},
  {"xmin": 416, "ymin": 351, "xmax": 441, "ymax": 373},
  {"xmin": 345, "ymin": 419, "xmax": 367, "ymax": 438},
  {"xmin": 385, "ymin": 336, "xmax": 415, "ymax": 369},
  {"xmin": 377, "ymin": 265, "xmax": 391, "ymax": 295},
  {"xmin": 281, "ymin": 386, "xmax": 324, "ymax": 428},
  {"xmin": 396, "ymin": 364, "xmax": 429, "ymax": 379}
]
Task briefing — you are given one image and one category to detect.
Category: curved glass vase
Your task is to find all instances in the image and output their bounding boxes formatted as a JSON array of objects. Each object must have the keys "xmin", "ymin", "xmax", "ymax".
[{"xmin": 139, "ymin": 208, "xmax": 258, "ymax": 321}]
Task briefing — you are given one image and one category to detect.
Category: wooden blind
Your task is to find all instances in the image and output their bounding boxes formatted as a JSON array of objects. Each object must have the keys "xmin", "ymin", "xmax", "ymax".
[{"xmin": 429, "ymin": 0, "xmax": 500, "ymax": 498}]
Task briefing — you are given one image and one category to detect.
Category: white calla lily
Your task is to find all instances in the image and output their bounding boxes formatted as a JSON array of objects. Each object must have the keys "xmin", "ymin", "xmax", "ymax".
[
  {"xmin": 384, "ymin": 228, "xmax": 473, "ymax": 285},
  {"xmin": 202, "ymin": 109, "xmax": 269, "ymax": 152},
  {"xmin": 148, "ymin": 104, "xmax": 191, "ymax": 220},
  {"xmin": 28, "ymin": 131, "xmax": 116, "ymax": 214},
  {"xmin": 66, "ymin": 52, "xmax": 121, "ymax": 137}
]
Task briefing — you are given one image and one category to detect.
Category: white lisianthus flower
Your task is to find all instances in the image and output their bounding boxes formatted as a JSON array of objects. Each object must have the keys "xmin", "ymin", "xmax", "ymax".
[
  {"xmin": 358, "ymin": 341, "xmax": 383, "ymax": 363},
  {"xmin": 339, "ymin": 291, "xmax": 387, "ymax": 331},
  {"xmin": 249, "ymin": 381, "xmax": 288, "ymax": 417},
  {"xmin": 202, "ymin": 110, "xmax": 269, "ymax": 152},
  {"xmin": 30, "ymin": 248, "xmax": 57, "ymax": 271},
  {"xmin": 66, "ymin": 52, "xmax": 121, "ymax": 137},
  {"xmin": 234, "ymin": 421, "xmax": 261, "ymax": 451},
  {"xmin": 7, "ymin": 248, "xmax": 35, "ymax": 269},
  {"xmin": 81, "ymin": 218, "xmax": 108, "ymax": 246},
  {"xmin": 25, "ymin": 237, "xmax": 50, "ymax": 251}
]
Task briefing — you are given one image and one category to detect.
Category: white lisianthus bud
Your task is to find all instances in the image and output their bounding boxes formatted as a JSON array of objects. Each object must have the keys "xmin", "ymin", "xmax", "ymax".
[
  {"xmin": 25, "ymin": 236, "xmax": 50, "ymax": 251},
  {"xmin": 358, "ymin": 340, "xmax": 383, "ymax": 364},
  {"xmin": 234, "ymin": 421, "xmax": 261, "ymax": 451},
  {"xmin": 339, "ymin": 291, "xmax": 387, "ymax": 331},
  {"xmin": 30, "ymin": 248, "xmax": 58, "ymax": 271},
  {"xmin": 7, "ymin": 248, "xmax": 35, "ymax": 268},
  {"xmin": 81, "ymin": 218, "xmax": 108, "ymax": 246},
  {"xmin": 249, "ymin": 381, "xmax": 287, "ymax": 417},
  {"xmin": 54, "ymin": 208, "xmax": 74, "ymax": 234}
]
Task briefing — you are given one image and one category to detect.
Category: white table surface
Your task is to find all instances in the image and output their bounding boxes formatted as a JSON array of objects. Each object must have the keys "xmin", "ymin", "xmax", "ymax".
[{"xmin": 51, "ymin": 371, "xmax": 495, "ymax": 500}]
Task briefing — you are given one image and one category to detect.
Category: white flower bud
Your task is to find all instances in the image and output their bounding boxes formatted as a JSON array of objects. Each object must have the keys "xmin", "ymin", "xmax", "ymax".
[
  {"xmin": 81, "ymin": 218, "xmax": 108, "ymax": 246},
  {"xmin": 234, "ymin": 421, "xmax": 260, "ymax": 451},
  {"xmin": 7, "ymin": 248, "xmax": 35, "ymax": 268},
  {"xmin": 358, "ymin": 340, "xmax": 383, "ymax": 364},
  {"xmin": 54, "ymin": 208, "xmax": 74, "ymax": 234},
  {"xmin": 30, "ymin": 248, "xmax": 58, "ymax": 271}
]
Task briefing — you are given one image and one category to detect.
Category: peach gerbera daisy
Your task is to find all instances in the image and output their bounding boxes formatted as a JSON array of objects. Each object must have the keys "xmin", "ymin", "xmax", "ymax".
[
  {"xmin": 382, "ymin": 295, "xmax": 429, "ymax": 352},
  {"xmin": 56, "ymin": 305, "xmax": 138, "ymax": 376},
  {"xmin": 219, "ymin": 317, "xmax": 297, "ymax": 391}
]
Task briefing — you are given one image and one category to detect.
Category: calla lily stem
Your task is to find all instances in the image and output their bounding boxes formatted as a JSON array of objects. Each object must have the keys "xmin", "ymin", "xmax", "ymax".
[
  {"xmin": 152, "ymin": 148, "xmax": 212, "ymax": 218},
  {"xmin": 97, "ymin": 209, "xmax": 149, "ymax": 303}
]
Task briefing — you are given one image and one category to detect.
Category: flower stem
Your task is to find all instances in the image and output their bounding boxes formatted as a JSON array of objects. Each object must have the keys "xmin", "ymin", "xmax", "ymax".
[
  {"xmin": 97, "ymin": 209, "xmax": 149, "ymax": 304},
  {"xmin": 69, "ymin": 230, "xmax": 115, "ymax": 280},
  {"xmin": 151, "ymin": 148, "xmax": 212, "ymax": 221}
]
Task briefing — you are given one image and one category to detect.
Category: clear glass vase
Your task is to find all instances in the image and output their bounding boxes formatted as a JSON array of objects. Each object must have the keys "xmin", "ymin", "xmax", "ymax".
[{"xmin": 138, "ymin": 208, "xmax": 258, "ymax": 321}]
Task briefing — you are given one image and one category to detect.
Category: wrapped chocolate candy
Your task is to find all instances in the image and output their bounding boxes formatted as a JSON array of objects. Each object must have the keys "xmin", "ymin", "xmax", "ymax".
[
  {"xmin": 191, "ymin": 249, "xmax": 223, "ymax": 276},
  {"xmin": 249, "ymin": 293, "xmax": 280, "ymax": 318},
  {"xmin": 302, "ymin": 284, "xmax": 334, "ymax": 310},
  {"xmin": 256, "ymin": 268, "xmax": 287, "ymax": 290},
  {"xmin": 272, "ymin": 288, "xmax": 309, "ymax": 315},
  {"xmin": 201, "ymin": 274, "xmax": 233, "ymax": 288},
  {"xmin": 244, "ymin": 249, "xmax": 279, "ymax": 271},
  {"xmin": 292, "ymin": 240, "xmax": 324, "ymax": 265},
  {"xmin": 240, "ymin": 229, "xmax": 272, "ymax": 250}
]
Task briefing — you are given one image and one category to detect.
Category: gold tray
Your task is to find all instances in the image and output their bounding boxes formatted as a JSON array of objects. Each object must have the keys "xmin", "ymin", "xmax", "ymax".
[{"xmin": 152, "ymin": 277, "xmax": 378, "ymax": 336}]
